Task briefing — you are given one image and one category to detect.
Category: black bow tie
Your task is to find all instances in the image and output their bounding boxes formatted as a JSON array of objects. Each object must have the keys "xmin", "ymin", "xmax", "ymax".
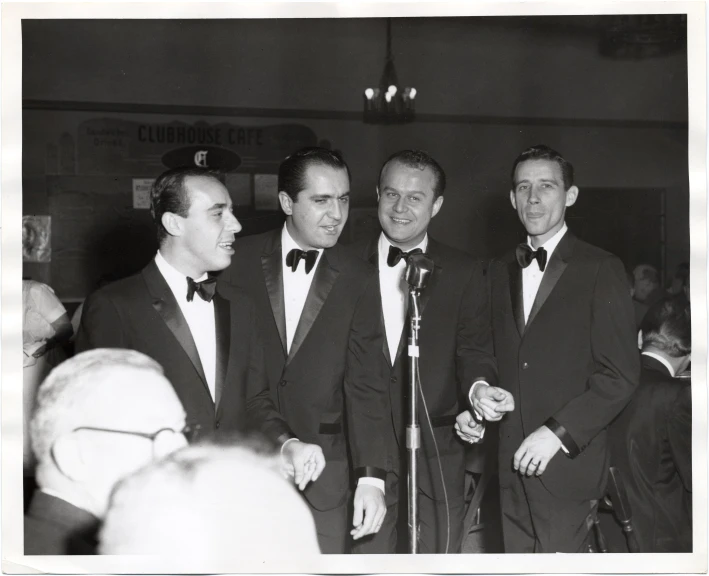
[
  {"xmin": 516, "ymin": 244, "xmax": 548, "ymax": 272},
  {"xmin": 387, "ymin": 246, "xmax": 423, "ymax": 267},
  {"xmin": 286, "ymin": 248, "xmax": 318, "ymax": 274},
  {"xmin": 186, "ymin": 276, "xmax": 217, "ymax": 303}
]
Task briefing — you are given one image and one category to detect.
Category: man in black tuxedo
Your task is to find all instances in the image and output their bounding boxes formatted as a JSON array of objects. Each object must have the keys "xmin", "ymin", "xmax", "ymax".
[
  {"xmin": 460, "ymin": 145, "xmax": 640, "ymax": 553},
  {"xmin": 221, "ymin": 148, "xmax": 389, "ymax": 553},
  {"xmin": 609, "ymin": 296, "xmax": 692, "ymax": 552},
  {"xmin": 76, "ymin": 167, "xmax": 324, "ymax": 491},
  {"xmin": 350, "ymin": 150, "xmax": 498, "ymax": 554},
  {"xmin": 25, "ymin": 348, "xmax": 188, "ymax": 554}
]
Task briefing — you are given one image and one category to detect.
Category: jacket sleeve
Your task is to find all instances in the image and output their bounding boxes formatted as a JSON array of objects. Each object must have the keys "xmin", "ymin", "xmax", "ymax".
[
  {"xmin": 243, "ymin": 300, "xmax": 294, "ymax": 444},
  {"xmin": 550, "ymin": 256, "xmax": 640, "ymax": 455},
  {"xmin": 344, "ymin": 273, "xmax": 389, "ymax": 480},
  {"xmin": 74, "ymin": 291, "xmax": 126, "ymax": 353},
  {"xmin": 456, "ymin": 260, "xmax": 498, "ymax": 396}
]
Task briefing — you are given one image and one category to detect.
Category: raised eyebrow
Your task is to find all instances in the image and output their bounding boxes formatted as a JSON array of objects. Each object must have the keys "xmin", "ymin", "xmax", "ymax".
[{"xmin": 208, "ymin": 202, "xmax": 229, "ymax": 211}]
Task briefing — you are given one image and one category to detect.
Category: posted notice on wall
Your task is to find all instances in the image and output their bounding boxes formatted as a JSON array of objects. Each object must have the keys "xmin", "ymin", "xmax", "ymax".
[{"xmin": 132, "ymin": 178, "xmax": 155, "ymax": 209}]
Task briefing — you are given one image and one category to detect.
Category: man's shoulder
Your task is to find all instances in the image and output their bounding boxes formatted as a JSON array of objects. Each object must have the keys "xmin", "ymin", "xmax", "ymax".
[
  {"xmin": 429, "ymin": 237, "xmax": 478, "ymax": 266},
  {"xmin": 327, "ymin": 242, "xmax": 377, "ymax": 278},
  {"xmin": 568, "ymin": 234, "xmax": 620, "ymax": 265},
  {"xmin": 86, "ymin": 269, "xmax": 148, "ymax": 306}
]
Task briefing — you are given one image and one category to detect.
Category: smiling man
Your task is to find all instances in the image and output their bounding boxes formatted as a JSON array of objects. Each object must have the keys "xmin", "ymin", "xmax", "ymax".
[
  {"xmin": 474, "ymin": 145, "xmax": 639, "ymax": 553},
  {"xmin": 76, "ymin": 167, "xmax": 324, "ymax": 495},
  {"xmin": 350, "ymin": 150, "xmax": 497, "ymax": 554},
  {"xmin": 221, "ymin": 148, "xmax": 390, "ymax": 553}
]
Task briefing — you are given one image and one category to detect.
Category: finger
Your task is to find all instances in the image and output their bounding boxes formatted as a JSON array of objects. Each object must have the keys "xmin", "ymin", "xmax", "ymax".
[
  {"xmin": 357, "ymin": 500, "xmax": 377, "ymax": 537},
  {"xmin": 513, "ymin": 446, "xmax": 526, "ymax": 471},
  {"xmin": 536, "ymin": 457, "xmax": 548, "ymax": 476},
  {"xmin": 526, "ymin": 459, "xmax": 538, "ymax": 477},
  {"xmin": 299, "ymin": 462, "xmax": 315, "ymax": 490},
  {"xmin": 352, "ymin": 496, "xmax": 364, "ymax": 528},
  {"xmin": 519, "ymin": 451, "xmax": 535, "ymax": 475},
  {"xmin": 311, "ymin": 452, "xmax": 326, "ymax": 481},
  {"xmin": 372, "ymin": 505, "xmax": 386, "ymax": 533},
  {"xmin": 293, "ymin": 459, "xmax": 304, "ymax": 486}
]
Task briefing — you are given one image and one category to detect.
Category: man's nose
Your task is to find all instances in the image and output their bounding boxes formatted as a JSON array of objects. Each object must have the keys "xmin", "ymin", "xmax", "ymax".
[
  {"xmin": 393, "ymin": 197, "xmax": 406, "ymax": 212},
  {"xmin": 226, "ymin": 211, "xmax": 243, "ymax": 233},
  {"xmin": 329, "ymin": 200, "xmax": 343, "ymax": 221},
  {"xmin": 527, "ymin": 186, "xmax": 541, "ymax": 204}
]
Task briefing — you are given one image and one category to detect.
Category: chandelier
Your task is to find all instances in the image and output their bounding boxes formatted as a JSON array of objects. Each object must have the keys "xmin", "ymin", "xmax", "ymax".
[{"xmin": 363, "ymin": 18, "xmax": 416, "ymax": 124}]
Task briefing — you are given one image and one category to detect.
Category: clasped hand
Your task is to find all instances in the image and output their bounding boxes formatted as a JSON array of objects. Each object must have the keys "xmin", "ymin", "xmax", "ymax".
[
  {"xmin": 472, "ymin": 385, "xmax": 515, "ymax": 422},
  {"xmin": 281, "ymin": 440, "xmax": 326, "ymax": 490}
]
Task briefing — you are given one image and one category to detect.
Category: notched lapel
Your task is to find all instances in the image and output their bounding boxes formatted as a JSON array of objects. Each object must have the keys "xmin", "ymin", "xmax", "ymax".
[
  {"xmin": 366, "ymin": 236, "xmax": 393, "ymax": 367},
  {"xmin": 287, "ymin": 251, "xmax": 339, "ymax": 364},
  {"xmin": 508, "ymin": 260, "xmax": 525, "ymax": 337},
  {"xmin": 213, "ymin": 290, "xmax": 231, "ymax": 411},
  {"xmin": 526, "ymin": 233, "xmax": 575, "ymax": 329},
  {"xmin": 261, "ymin": 238, "xmax": 287, "ymax": 356}
]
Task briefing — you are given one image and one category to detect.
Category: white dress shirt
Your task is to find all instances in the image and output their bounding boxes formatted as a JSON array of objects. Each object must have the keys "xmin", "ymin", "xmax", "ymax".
[
  {"xmin": 522, "ymin": 223, "xmax": 568, "ymax": 323},
  {"xmin": 377, "ymin": 233, "xmax": 428, "ymax": 360},
  {"xmin": 155, "ymin": 251, "xmax": 217, "ymax": 401},
  {"xmin": 281, "ymin": 225, "xmax": 323, "ymax": 353}
]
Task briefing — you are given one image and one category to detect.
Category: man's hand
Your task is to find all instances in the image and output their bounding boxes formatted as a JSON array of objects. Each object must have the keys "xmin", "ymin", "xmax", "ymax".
[
  {"xmin": 281, "ymin": 440, "xmax": 325, "ymax": 491},
  {"xmin": 513, "ymin": 425, "xmax": 562, "ymax": 476},
  {"xmin": 350, "ymin": 484, "xmax": 386, "ymax": 540},
  {"xmin": 455, "ymin": 410, "xmax": 485, "ymax": 444},
  {"xmin": 472, "ymin": 385, "xmax": 515, "ymax": 422}
]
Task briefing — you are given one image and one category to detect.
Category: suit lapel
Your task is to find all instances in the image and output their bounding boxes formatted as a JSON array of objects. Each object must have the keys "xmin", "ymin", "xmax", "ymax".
[
  {"xmin": 364, "ymin": 235, "xmax": 393, "ymax": 368},
  {"xmin": 261, "ymin": 231, "xmax": 288, "ymax": 356},
  {"xmin": 142, "ymin": 261, "xmax": 210, "ymax": 396},
  {"xmin": 287, "ymin": 247, "xmax": 339, "ymax": 365},
  {"xmin": 508, "ymin": 259, "xmax": 525, "ymax": 337},
  {"xmin": 526, "ymin": 232, "xmax": 575, "ymax": 330},
  {"xmin": 213, "ymin": 287, "xmax": 231, "ymax": 410},
  {"xmin": 420, "ymin": 238, "xmax": 443, "ymax": 316}
]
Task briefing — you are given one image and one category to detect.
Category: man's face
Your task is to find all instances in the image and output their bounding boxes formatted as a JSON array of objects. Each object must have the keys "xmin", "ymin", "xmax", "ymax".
[
  {"xmin": 67, "ymin": 368, "xmax": 188, "ymax": 516},
  {"xmin": 279, "ymin": 164, "xmax": 350, "ymax": 250},
  {"xmin": 510, "ymin": 159, "xmax": 578, "ymax": 248},
  {"xmin": 377, "ymin": 162, "xmax": 443, "ymax": 251},
  {"xmin": 176, "ymin": 176, "xmax": 242, "ymax": 275}
]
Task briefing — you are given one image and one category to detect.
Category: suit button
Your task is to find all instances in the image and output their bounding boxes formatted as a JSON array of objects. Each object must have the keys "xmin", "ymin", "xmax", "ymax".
[
  {"xmin": 390, "ymin": 377, "xmax": 397, "ymax": 383},
  {"xmin": 215, "ymin": 421, "xmax": 221, "ymax": 429},
  {"xmin": 522, "ymin": 362, "xmax": 529, "ymax": 370}
]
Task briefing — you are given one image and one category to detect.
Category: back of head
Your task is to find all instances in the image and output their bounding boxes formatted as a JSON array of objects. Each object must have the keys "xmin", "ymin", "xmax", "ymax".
[
  {"xmin": 510, "ymin": 144, "xmax": 575, "ymax": 191},
  {"xmin": 278, "ymin": 147, "xmax": 350, "ymax": 201},
  {"xmin": 640, "ymin": 295, "xmax": 691, "ymax": 358},
  {"xmin": 378, "ymin": 149, "xmax": 446, "ymax": 198},
  {"xmin": 150, "ymin": 166, "xmax": 221, "ymax": 244},
  {"xmin": 100, "ymin": 442, "xmax": 321, "ymax": 558}
]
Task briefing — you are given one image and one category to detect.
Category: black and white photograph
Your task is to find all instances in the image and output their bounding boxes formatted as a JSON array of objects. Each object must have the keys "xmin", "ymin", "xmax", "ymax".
[{"xmin": 2, "ymin": 1, "xmax": 706, "ymax": 574}]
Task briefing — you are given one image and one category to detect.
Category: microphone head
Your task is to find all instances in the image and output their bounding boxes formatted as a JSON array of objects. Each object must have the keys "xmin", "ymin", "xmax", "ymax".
[{"xmin": 405, "ymin": 253, "xmax": 434, "ymax": 289}]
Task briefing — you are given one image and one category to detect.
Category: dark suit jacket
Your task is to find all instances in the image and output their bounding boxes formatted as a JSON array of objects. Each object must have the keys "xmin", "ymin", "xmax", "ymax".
[
  {"xmin": 24, "ymin": 491, "xmax": 99, "ymax": 555},
  {"xmin": 75, "ymin": 260, "xmax": 292, "ymax": 443},
  {"xmin": 489, "ymin": 231, "xmax": 639, "ymax": 500},
  {"xmin": 609, "ymin": 355, "xmax": 692, "ymax": 552},
  {"xmin": 351, "ymin": 235, "xmax": 497, "ymax": 501},
  {"xmin": 221, "ymin": 230, "xmax": 389, "ymax": 511}
]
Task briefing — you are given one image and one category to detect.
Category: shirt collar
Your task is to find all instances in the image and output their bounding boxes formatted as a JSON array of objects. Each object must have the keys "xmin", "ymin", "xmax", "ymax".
[
  {"xmin": 281, "ymin": 225, "xmax": 323, "ymax": 264},
  {"xmin": 641, "ymin": 351, "xmax": 677, "ymax": 377},
  {"xmin": 155, "ymin": 251, "xmax": 208, "ymax": 302},
  {"xmin": 527, "ymin": 222, "xmax": 567, "ymax": 259},
  {"xmin": 378, "ymin": 232, "xmax": 428, "ymax": 261}
]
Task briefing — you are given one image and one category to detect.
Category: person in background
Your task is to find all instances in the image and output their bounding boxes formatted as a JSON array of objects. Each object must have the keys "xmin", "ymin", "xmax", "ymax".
[
  {"xmin": 222, "ymin": 148, "xmax": 389, "ymax": 553},
  {"xmin": 99, "ymin": 442, "xmax": 321, "ymax": 558},
  {"xmin": 24, "ymin": 349, "xmax": 189, "ymax": 554},
  {"xmin": 632, "ymin": 264, "xmax": 663, "ymax": 307},
  {"xmin": 76, "ymin": 167, "xmax": 324, "ymax": 492},
  {"xmin": 466, "ymin": 145, "xmax": 639, "ymax": 553},
  {"xmin": 626, "ymin": 270, "xmax": 649, "ymax": 330},
  {"xmin": 350, "ymin": 150, "xmax": 497, "ymax": 554},
  {"xmin": 609, "ymin": 295, "xmax": 692, "ymax": 552},
  {"xmin": 667, "ymin": 262, "xmax": 690, "ymax": 299},
  {"xmin": 23, "ymin": 279, "xmax": 73, "ymax": 504}
]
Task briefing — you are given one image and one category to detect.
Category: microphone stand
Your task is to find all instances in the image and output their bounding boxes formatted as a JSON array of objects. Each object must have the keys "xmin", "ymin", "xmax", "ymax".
[{"xmin": 406, "ymin": 286, "xmax": 422, "ymax": 554}]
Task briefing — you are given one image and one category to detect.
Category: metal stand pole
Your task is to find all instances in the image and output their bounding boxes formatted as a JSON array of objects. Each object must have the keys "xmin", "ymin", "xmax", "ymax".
[{"xmin": 407, "ymin": 287, "xmax": 421, "ymax": 554}]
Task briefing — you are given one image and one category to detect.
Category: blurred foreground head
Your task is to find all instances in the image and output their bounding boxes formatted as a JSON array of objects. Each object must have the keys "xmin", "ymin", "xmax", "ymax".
[
  {"xmin": 99, "ymin": 442, "xmax": 321, "ymax": 557},
  {"xmin": 31, "ymin": 348, "xmax": 187, "ymax": 518}
]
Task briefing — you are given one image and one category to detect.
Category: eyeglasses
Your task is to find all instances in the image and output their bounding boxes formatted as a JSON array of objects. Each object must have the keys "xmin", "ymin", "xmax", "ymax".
[{"xmin": 71, "ymin": 423, "xmax": 201, "ymax": 443}]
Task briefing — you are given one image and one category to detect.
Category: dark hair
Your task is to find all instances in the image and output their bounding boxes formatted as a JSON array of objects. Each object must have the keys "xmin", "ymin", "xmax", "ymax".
[
  {"xmin": 150, "ymin": 167, "xmax": 221, "ymax": 244},
  {"xmin": 640, "ymin": 295, "xmax": 691, "ymax": 357},
  {"xmin": 511, "ymin": 145, "xmax": 575, "ymax": 191},
  {"xmin": 634, "ymin": 264, "xmax": 660, "ymax": 287},
  {"xmin": 278, "ymin": 147, "xmax": 351, "ymax": 202},
  {"xmin": 378, "ymin": 149, "xmax": 446, "ymax": 198}
]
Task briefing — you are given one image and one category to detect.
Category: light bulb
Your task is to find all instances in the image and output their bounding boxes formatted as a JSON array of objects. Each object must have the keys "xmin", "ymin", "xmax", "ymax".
[
  {"xmin": 388, "ymin": 85, "xmax": 398, "ymax": 96},
  {"xmin": 385, "ymin": 92, "xmax": 392, "ymax": 103},
  {"xmin": 364, "ymin": 88, "xmax": 374, "ymax": 100},
  {"xmin": 409, "ymin": 87, "xmax": 417, "ymax": 99}
]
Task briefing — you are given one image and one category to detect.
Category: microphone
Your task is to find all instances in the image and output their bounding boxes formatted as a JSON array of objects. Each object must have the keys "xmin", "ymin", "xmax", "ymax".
[{"xmin": 405, "ymin": 253, "xmax": 434, "ymax": 290}]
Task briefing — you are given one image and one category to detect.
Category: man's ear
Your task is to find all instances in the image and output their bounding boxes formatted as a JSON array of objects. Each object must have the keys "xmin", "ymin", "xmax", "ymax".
[
  {"xmin": 509, "ymin": 190, "xmax": 517, "ymax": 210},
  {"xmin": 161, "ymin": 212, "xmax": 183, "ymax": 238},
  {"xmin": 565, "ymin": 186, "xmax": 579, "ymax": 207},
  {"xmin": 431, "ymin": 195, "xmax": 444, "ymax": 219},
  {"xmin": 278, "ymin": 191, "xmax": 294, "ymax": 216},
  {"xmin": 376, "ymin": 186, "xmax": 380, "ymax": 203},
  {"xmin": 51, "ymin": 434, "xmax": 88, "ymax": 482}
]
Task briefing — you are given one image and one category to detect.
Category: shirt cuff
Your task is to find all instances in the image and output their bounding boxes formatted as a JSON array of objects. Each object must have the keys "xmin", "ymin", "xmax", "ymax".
[
  {"xmin": 280, "ymin": 437, "xmax": 300, "ymax": 455},
  {"xmin": 544, "ymin": 417, "xmax": 580, "ymax": 458},
  {"xmin": 357, "ymin": 477, "xmax": 385, "ymax": 494},
  {"xmin": 468, "ymin": 380, "xmax": 489, "ymax": 421}
]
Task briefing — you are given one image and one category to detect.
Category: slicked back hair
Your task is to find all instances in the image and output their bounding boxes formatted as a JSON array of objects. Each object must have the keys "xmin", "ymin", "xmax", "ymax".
[
  {"xmin": 641, "ymin": 295, "xmax": 691, "ymax": 358},
  {"xmin": 511, "ymin": 145, "xmax": 575, "ymax": 191},
  {"xmin": 150, "ymin": 167, "xmax": 222, "ymax": 244},
  {"xmin": 378, "ymin": 150, "xmax": 446, "ymax": 199},
  {"xmin": 278, "ymin": 147, "xmax": 351, "ymax": 202}
]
